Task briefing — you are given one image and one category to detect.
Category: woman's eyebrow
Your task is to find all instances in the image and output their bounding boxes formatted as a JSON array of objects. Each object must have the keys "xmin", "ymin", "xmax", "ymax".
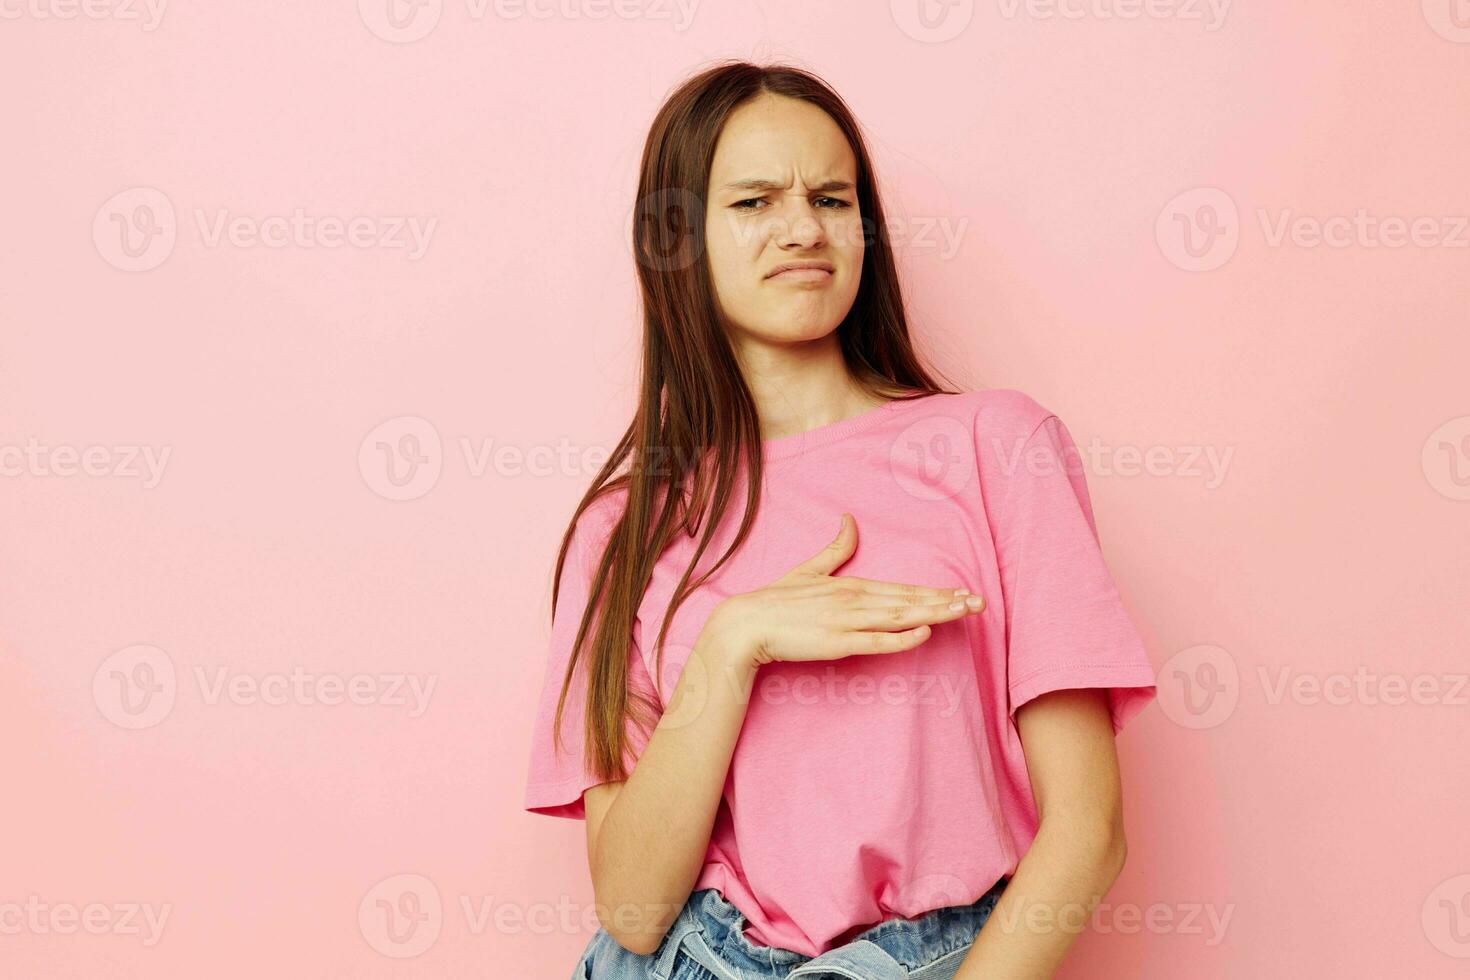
[{"xmin": 720, "ymin": 177, "xmax": 855, "ymax": 193}]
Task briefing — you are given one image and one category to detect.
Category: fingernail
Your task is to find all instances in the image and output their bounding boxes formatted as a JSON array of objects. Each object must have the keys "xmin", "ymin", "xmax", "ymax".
[{"xmin": 954, "ymin": 588, "xmax": 971, "ymax": 596}]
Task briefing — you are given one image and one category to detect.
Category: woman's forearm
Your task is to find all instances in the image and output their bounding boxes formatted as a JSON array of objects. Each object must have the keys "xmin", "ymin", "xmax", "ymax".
[
  {"xmin": 955, "ymin": 818, "xmax": 1128, "ymax": 979},
  {"xmin": 590, "ymin": 617, "xmax": 757, "ymax": 955}
]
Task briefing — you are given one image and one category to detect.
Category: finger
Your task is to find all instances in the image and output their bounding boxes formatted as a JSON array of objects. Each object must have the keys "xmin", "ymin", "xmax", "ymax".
[
  {"xmin": 842, "ymin": 593, "xmax": 974, "ymax": 610},
  {"xmin": 787, "ymin": 512, "xmax": 857, "ymax": 578},
  {"xmin": 831, "ymin": 575, "xmax": 971, "ymax": 600},
  {"xmin": 833, "ymin": 624, "xmax": 935, "ymax": 657},
  {"xmin": 836, "ymin": 597, "xmax": 984, "ymax": 632}
]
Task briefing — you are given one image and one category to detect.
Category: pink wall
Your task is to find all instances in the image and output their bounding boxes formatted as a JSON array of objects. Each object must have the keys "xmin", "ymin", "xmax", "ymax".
[{"xmin": 2, "ymin": 2, "xmax": 1467, "ymax": 977}]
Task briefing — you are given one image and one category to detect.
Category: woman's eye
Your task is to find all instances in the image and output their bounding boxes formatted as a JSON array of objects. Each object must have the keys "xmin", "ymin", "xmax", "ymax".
[{"xmin": 731, "ymin": 197, "xmax": 852, "ymax": 211}]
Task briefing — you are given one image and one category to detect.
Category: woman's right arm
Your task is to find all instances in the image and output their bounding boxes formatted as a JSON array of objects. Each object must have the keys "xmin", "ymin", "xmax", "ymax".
[{"xmin": 582, "ymin": 611, "xmax": 756, "ymax": 955}]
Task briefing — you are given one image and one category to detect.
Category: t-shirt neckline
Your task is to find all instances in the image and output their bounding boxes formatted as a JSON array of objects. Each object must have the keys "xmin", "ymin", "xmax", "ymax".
[{"xmin": 761, "ymin": 392, "xmax": 941, "ymax": 460}]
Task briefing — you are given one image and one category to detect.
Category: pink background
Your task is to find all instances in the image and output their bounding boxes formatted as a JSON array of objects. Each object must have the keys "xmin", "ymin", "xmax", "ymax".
[{"xmin": 3, "ymin": 2, "xmax": 1468, "ymax": 977}]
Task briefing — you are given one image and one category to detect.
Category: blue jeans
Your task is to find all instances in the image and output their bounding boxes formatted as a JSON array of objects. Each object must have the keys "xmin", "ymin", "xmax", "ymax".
[{"xmin": 573, "ymin": 876, "xmax": 1010, "ymax": 980}]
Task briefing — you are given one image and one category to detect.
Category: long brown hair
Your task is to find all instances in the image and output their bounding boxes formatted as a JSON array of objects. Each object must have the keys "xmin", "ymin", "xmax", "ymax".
[{"xmin": 548, "ymin": 59, "xmax": 963, "ymax": 784}]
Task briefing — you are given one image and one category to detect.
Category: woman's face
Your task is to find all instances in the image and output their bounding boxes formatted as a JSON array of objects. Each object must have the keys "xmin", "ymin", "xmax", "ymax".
[{"xmin": 704, "ymin": 93, "xmax": 864, "ymax": 350}]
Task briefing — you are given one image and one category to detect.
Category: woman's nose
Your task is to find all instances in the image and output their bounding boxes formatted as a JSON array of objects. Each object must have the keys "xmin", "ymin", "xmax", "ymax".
[{"xmin": 770, "ymin": 201, "xmax": 826, "ymax": 248}]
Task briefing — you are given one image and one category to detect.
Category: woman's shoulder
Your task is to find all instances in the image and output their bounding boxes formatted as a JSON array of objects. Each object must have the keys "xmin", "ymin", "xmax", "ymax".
[
  {"xmin": 570, "ymin": 483, "xmax": 631, "ymax": 543},
  {"xmin": 919, "ymin": 386, "xmax": 1059, "ymax": 439}
]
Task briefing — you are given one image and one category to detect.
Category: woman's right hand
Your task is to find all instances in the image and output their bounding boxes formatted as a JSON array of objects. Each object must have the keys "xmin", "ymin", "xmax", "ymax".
[{"xmin": 707, "ymin": 512, "xmax": 986, "ymax": 669}]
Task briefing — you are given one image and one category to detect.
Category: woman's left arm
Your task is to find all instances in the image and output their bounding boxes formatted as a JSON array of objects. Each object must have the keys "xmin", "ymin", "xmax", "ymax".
[{"xmin": 955, "ymin": 687, "xmax": 1129, "ymax": 979}]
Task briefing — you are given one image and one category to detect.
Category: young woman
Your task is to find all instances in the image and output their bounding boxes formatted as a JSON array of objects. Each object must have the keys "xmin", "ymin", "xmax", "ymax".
[{"xmin": 523, "ymin": 61, "xmax": 1157, "ymax": 980}]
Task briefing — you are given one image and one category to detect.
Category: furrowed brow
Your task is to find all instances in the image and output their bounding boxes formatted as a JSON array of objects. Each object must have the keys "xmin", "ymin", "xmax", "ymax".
[{"xmin": 721, "ymin": 178, "xmax": 855, "ymax": 193}]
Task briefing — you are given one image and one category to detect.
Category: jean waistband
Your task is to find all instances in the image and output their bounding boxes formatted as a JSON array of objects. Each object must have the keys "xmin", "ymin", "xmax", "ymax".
[{"xmin": 653, "ymin": 876, "xmax": 1010, "ymax": 980}]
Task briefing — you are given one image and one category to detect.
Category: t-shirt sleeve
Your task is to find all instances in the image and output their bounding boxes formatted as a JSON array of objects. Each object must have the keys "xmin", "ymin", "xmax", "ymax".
[
  {"xmin": 991, "ymin": 414, "xmax": 1157, "ymax": 735},
  {"xmin": 522, "ymin": 506, "xmax": 662, "ymax": 820}
]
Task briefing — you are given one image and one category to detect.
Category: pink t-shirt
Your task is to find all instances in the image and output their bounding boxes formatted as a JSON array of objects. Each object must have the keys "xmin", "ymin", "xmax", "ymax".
[{"xmin": 522, "ymin": 388, "xmax": 1157, "ymax": 958}]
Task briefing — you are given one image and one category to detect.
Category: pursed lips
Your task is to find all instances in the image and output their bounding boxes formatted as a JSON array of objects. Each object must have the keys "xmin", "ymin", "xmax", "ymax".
[{"xmin": 766, "ymin": 263, "xmax": 834, "ymax": 281}]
